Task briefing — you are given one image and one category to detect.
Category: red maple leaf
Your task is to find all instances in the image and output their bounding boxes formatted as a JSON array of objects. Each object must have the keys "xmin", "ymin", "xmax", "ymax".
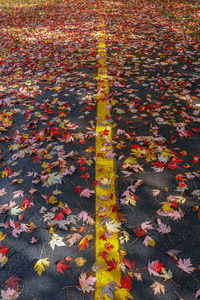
[
  {"xmin": 32, "ymin": 155, "xmax": 42, "ymax": 163},
  {"xmin": 134, "ymin": 225, "xmax": 146, "ymax": 237},
  {"xmin": 61, "ymin": 207, "xmax": 71, "ymax": 214},
  {"xmin": 53, "ymin": 212, "xmax": 64, "ymax": 221},
  {"xmin": 81, "ymin": 173, "xmax": 90, "ymax": 180},
  {"xmin": 106, "ymin": 259, "xmax": 117, "ymax": 271},
  {"xmin": 5, "ymin": 276, "xmax": 20, "ymax": 291},
  {"xmin": 21, "ymin": 197, "xmax": 33, "ymax": 210},
  {"xmin": 0, "ymin": 246, "xmax": 8, "ymax": 256},
  {"xmin": 100, "ymin": 235, "xmax": 107, "ymax": 241},
  {"xmin": 120, "ymin": 274, "xmax": 133, "ymax": 291},
  {"xmin": 168, "ymin": 162, "xmax": 178, "ymax": 170},
  {"xmin": 154, "ymin": 261, "xmax": 164, "ymax": 273},
  {"xmin": 178, "ymin": 182, "xmax": 187, "ymax": 189},
  {"xmin": 123, "ymin": 258, "xmax": 135, "ymax": 271},
  {"xmin": 112, "ymin": 204, "xmax": 120, "ymax": 212},
  {"xmin": 100, "ymin": 251, "xmax": 108, "ymax": 260},
  {"xmin": 79, "ymin": 139, "xmax": 86, "ymax": 144},
  {"xmin": 57, "ymin": 261, "xmax": 71, "ymax": 274},
  {"xmin": 171, "ymin": 201, "xmax": 179, "ymax": 208},
  {"xmin": 105, "ymin": 243, "xmax": 114, "ymax": 251},
  {"xmin": 77, "ymin": 158, "xmax": 87, "ymax": 166},
  {"xmin": 100, "ymin": 129, "xmax": 109, "ymax": 136},
  {"xmin": 79, "ymin": 238, "xmax": 89, "ymax": 251},
  {"xmin": 74, "ymin": 186, "xmax": 83, "ymax": 194}
]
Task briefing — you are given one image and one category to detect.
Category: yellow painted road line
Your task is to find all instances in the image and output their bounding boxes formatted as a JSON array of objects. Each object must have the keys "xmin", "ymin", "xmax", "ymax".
[{"xmin": 95, "ymin": 23, "xmax": 121, "ymax": 299}]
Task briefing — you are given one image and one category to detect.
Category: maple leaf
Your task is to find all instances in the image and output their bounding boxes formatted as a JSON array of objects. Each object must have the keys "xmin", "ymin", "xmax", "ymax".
[
  {"xmin": 21, "ymin": 197, "xmax": 34, "ymax": 210},
  {"xmin": 152, "ymin": 161, "xmax": 164, "ymax": 172},
  {"xmin": 30, "ymin": 237, "xmax": 38, "ymax": 244},
  {"xmin": 0, "ymin": 253, "xmax": 8, "ymax": 267},
  {"xmin": 168, "ymin": 210, "xmax": 182, "ymax": 220},
  {"xmin": 80, "ymin": 188, "xmax": 95, "ymax": 198},
  {"xmin": 195, "ymin": 289, "xmax": 200, "ymax": 298},
  {"xmin": 141, "ymin": 221, "xmax": 153, "ymax": 231},
  {"xmin": 34, "ymin": 258, "xmax": 50, "ymax": 276},
  {"xmin": 0, "ymin": 188, "xmax": 7, "ymax": 197},
  {"xmin": 5, "ymin": 276, "xmax": 19, "ymax": 290},
  {"xmin": 79, "ymin": 237, "xmax": 89, "ymax": 251},
  {"xmin": 57, "ymin": 260, "xmax": 71, "ymax": 274},
  {"xmin": 133, "ymin": 273, "xmax": 142, "ymax": 281},
  {"xmin": 160, "ymin": 268, "xmax": 173, "ymax": 281},
  {"xmin": 157, "ymin": 219, "xmax": 171, "ymax": 234},
  {"xmin": 10, "ymin": 206, "xmax": 23, "ymax": 216},
  {"xmin": 106, "ymin": 220, "xmax": 121, "ymax": 233},
  {"xmin": 75, "ymin": 257, "xmax": 87, "ymax": 267},
  {"xmin": 77, "ymin": 211, "xmax": 94, "ymax": 225},
  {"xmin": 29, "ymin": 188, "xmax": 37, "ymax": 195},
  {"xmin": 119, "ymin": 231, "xmax": 130, "ymax": 244},
  {"xmin": 143, "ymin": 236, "xmax": 155, "ymax": 247},
  {"xmin": 106, "ymin": 259, "xmax": 117, "ymax": 271},
  {"xmin": 1, "ymin": 288, "xmax": 20, "ymax": 299},
  {"xmin": 120, "ymin": 274, "xmax": 133, "ymax": 291},
  {"xmin": 49, "ymin": 233, "xmax": 66, "ymax": 250},
  {"xmin": 151, "ymin": 281, "xmax": 165, "ymax": 295},
  {"xmin": 79, "ymin": 273, "xmax": 97, "ymax": 293},
  {"xmin": 123, "ymin": 258, "xmax": 135, "ymax": 271},
  {"xmin": 134, "ymin": 225, "xmax": 146, "ymax": 237},
  {"xmin": 106, "ymin": 243, "xmax": 114, "ymax": 251},
  {"xmin": 0, "ymin": 246, "xmax": 8, "ymax": 256},
  {"xmin": 162, "ymin": 202, "xmax": 172, "ymax": 212},
  {"xmin": 0, "ymin": 231, "xmax": 6, "ymax": 241},
  {"xmin": 67, "ymin": 233, "xmax": 82, "ymax": 246},
  {"xmin": 148, "ymin": 260, "xmax": 161, "ymax": 276},
  {"xmin": 177, "ymin": 258, "xmax": 195, "ymax": 274},
  {"xmin": 12, "ymin": 190, "xmax": 24, "ymax": 199}
]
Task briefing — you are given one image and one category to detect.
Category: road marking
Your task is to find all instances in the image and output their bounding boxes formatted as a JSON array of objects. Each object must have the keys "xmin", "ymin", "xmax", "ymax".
[{"xmin": 95, "ymin": 22, "xmax": 121, "ymax": 299}]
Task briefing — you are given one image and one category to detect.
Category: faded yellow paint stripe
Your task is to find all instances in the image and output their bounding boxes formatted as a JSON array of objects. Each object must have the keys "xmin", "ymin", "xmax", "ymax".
[{"xmin": 95, "ymin": 23, "xmax": 121, "ymax": 299}]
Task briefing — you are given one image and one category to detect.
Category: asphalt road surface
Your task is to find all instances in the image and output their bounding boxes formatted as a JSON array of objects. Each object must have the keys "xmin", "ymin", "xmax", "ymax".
[{"xmin": 0, "ymin": 0, "xmax": 200, "ymax": 299}]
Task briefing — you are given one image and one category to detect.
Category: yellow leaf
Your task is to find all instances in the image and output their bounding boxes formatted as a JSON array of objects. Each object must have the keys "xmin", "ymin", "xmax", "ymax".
[
  {"xmin": 86, "ymin": 159, "xmax": 93, "ymax": 166},
  {"xmin": 75, "ymin": 257, "xmax": 87, "ymax": 267},
  {"xmin": 49, "ymin": 227, "xmax": 54, "ymax": 234},
  {"xmin": 42, "ymin": 162, "xmax": 48, "ymax": 168},
  {"xmin": 0, "ymin": 231, "xmax": 6, "ymax": 241},
  {"xmin": 48, "ymin": 196, "xmax": 58, "ymax": 205},
  {"xmin": 85, "ymin": 234, "xmax": 93, "ymax": 241},
  {"xmin": 34, "ymin": 258, "xmax": 50, "ymax": 276},
  {"xmin": 149, "ymin": 239, "xmax": 156, "ymax": 247},
  {"xmin": 114, "ymin": 288, "xmax": 133, "ymax": 300},
  {"xmin": 162, "ymin": 202, "xmax": 172, "ymax": 212},
  {"xmin": 174, "ymin": 196, "xmax": 186, "ymax": 205},
  {"xmin": 124, "ymin": 157, "xmax": 137, "ymax": 165},
  {"xmin": 0, "ymin": 253, "xmax": 8, "ymax": 267}
]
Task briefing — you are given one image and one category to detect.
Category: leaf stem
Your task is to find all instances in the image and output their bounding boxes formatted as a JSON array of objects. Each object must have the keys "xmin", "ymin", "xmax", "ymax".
[
  {"xmin": 62, "ymin": 285, "xmax": 79, "ymax": 290},
  {"xmin": 130, "ymin": 237, "xmax": 138, "ymax": 245},
  {"xmin": 177, "ymin": 270, "xmax": 183, "ymax": 282}
]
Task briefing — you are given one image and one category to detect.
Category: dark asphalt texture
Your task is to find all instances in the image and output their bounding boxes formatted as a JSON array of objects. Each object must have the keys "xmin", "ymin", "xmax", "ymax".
[{"xmin": 0, "ymin": 0, "xmax": 200, "ymax": 299}]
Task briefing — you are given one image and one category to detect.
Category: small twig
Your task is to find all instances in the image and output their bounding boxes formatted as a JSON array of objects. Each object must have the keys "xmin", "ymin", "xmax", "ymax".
[
  {"xmin": 130, "ymin": 237, "xmax": 138, "ymax": 245},
  {"xmin": 8, "ymin": 264, "xmax": 12, "ymax": 278},
  {"xmin": 175, "ymin": 290, "xmax": 184, "ymax": 300},
  {"xmin": 177, "ymin": 270, "xmax": 183, "ymax": 282},
  {"xmin": 167, "ymin": 233, "xmax": 175, "ymax": 244},
  {"xmin": 67, "ymin": 288, "xmax": 70, "ymax": 300},
  {"xmin": 136, "ymin": 267, "xmax": 148, "ymax": 271},
  {"xmin": 62, "ymin": 285, "xmax": 78, "ymax": 290},
  {"xmin": 170, "ymin": 279, "xmax": 181, "ymax": 287}
]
